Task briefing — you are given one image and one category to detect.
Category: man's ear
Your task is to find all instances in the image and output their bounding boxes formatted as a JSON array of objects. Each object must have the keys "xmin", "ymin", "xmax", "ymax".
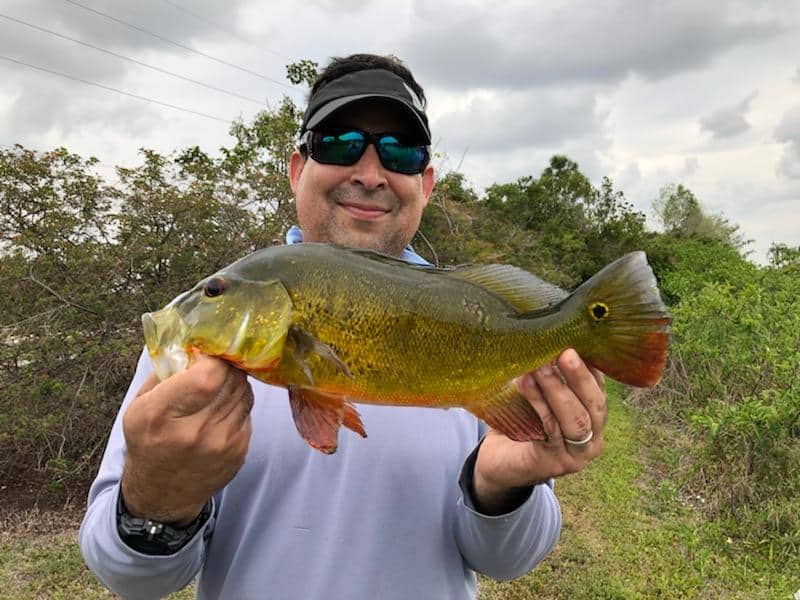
[
  {"xmin": 289, "ymin": 150, "xmax": 305, "ymax": 194},
  {"xmin": 421, "ymin": 164, "xmax": 435, "ymax": 206}
]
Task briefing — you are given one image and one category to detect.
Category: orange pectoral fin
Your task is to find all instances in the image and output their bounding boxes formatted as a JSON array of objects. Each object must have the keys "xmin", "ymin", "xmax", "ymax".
[
  {"xmin": 288, "ymin": 387, "xmax": 367, "ymax": 454},
  {"xmin": 468, "ymin": 381, "xmax": 547, "ymax": 442}
]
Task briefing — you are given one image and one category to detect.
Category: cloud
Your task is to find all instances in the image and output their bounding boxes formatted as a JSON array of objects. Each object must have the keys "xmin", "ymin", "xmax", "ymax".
[
  {"xmin": 699, "ymin": 91, "xmax": 758, "ymax": 139},
  {"xmin": 433, "ymin": 88, "xmax": 601, "ymax": 154},
  {"xmin": 401, "ymin": 1, "xmax": 783, "ymax": 90},
  {"xmin": 302, "ymin": 0, "xmax": 374, "ymax": 13},
  {"xmin": 0, "ymin": 0, "xmax": 256, "ymax": 85},
  {"xmin": 615, "ymin": 162, "xmax": 642, "ymax": 189},
  {"xmin": 682, "ymin": 157, "xmax": 699, "ymax": 177},
  {"xmin": 775, "ymin": 104, "xmax": 800, "ymax": 178}
]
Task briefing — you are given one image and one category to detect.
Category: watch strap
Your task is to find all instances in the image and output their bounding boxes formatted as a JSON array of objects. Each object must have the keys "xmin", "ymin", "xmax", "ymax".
[{"xmin": 116, "ymin": 491, "xmax": 213, "ymax": 556}]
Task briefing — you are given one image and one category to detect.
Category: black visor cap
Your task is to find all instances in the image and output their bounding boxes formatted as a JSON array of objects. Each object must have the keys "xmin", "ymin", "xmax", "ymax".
[{"xmin": 301, "ymin": 69, "xmax": 431, "ymax": 145}]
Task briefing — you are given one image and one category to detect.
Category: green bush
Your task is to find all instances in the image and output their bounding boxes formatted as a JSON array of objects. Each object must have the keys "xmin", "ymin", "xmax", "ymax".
[{"xmin": 642, "ymin": 257, "xmax": 799, "ymax": 564}]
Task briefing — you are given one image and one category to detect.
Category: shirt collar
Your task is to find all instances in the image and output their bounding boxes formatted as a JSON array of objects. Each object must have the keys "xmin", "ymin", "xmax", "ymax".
[{"xmin": 285, "ymin": 225, "xmax": 431, "ymax": 266}]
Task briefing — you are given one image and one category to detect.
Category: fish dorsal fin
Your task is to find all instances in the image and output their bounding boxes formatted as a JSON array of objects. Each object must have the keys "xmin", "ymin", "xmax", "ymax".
[
  {"xmin": 448, "ymin": 264, "xmax": 568, "ymax": 313},
  {"xmin": 341, "ymin": 245, "xmax": 567, "ymax": 313},
  {"xmin": 342, "ymin": 246, "xmax": 435, "ymax": 271}
]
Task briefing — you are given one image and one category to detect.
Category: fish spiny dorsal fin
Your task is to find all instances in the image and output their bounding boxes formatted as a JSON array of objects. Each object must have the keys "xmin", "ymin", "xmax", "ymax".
[
  {"xmin": 448, "ymin": 264, "xmax": 568, "ymax": 313},
  {"xmin": 339, "ymin": 246, "xmax": 434, "ymax": 270}
]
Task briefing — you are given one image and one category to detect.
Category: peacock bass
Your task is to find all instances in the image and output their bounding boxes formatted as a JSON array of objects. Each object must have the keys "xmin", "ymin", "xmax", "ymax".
[{"xmin": 142, "ymin": 243, "xmax": 670, "ymax": 453}]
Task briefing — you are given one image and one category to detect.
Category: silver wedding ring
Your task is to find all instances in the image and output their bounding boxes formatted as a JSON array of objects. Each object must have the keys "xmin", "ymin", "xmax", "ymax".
[{"xmin": 564, "ymin": 430, "xmax": 594, "ymax": 446}]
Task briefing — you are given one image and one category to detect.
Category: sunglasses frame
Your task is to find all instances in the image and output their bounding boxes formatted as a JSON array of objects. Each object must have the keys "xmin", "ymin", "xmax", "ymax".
[{"xmin": 299, "ymin": 129, "xmax": 431, "ymax": 175}]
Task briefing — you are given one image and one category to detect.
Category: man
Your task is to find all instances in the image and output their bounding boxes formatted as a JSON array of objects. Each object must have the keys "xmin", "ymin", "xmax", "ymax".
[{"xmin": 80, "ymin": 53, "xmax": 607, "ymax": 599}]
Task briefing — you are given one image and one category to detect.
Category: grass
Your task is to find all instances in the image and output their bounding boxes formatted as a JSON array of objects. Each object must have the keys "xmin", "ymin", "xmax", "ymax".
[
  {"xmin": 479, "ymin": 383, "xmax": 796, "ymax": 599},
  {"xmin": 0, "ymin": 506, "xmax": 194, "ymax": 599},
  {"xmin": 1, "ymin": 385, "xmax": 796, "ymax": 598}
]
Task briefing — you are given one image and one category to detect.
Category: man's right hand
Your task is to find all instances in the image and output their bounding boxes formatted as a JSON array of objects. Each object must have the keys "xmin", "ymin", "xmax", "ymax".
[{"xmin": 120, "ymin": 354, "xmax": 254, "ymax": 525}]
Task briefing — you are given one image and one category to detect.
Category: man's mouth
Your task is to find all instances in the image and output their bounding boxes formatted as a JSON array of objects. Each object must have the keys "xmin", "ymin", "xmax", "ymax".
[{"xmin": 338, "ymin": 202, "xmax": 391, "ymax": 220}]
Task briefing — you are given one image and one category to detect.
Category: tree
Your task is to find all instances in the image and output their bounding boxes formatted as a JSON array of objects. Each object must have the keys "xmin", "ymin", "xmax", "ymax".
[
  {"xmin": 653, "ymin": 183, "xmax": 748, "ymax": 250},
  {"xmin": 768, "ymin": 243, "xmax": 800, "ymax": 268},
  {"xmin": 286, "ymin": 60, "xmax": 318, "ymax": 87}
]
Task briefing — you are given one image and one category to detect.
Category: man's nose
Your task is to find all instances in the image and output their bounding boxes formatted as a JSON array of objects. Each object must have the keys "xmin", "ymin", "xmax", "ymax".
[{"xmin": 349, "ymin": 144, "xmax": 387, "ymax": 190}]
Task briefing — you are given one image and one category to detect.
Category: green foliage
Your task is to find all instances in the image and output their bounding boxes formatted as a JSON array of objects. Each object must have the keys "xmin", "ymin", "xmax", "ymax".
[
  {"xmin": 768, "ymin": 242, "xmax": 800, "ymax": 268},
  {"xmin": 644, "ymin": 235, "xmax": 758, "ymax": 305},
  {"xmin": 285, "ymin": 59, "xmax": 319, "ymax": 87},
  {"xmin": 0, "ymin": 101, "xmax": 301, "ymax": 494},
  {"xmin": 475, "ymin": 156, "xmax": 646, "ymax": 284},
  {"xmin": 636, "ymin": 251, "xmax": 799, "ymax": 565},
  {"xmin": 653, "ymin": 183, "xmax": 748, "ymax": 250}
]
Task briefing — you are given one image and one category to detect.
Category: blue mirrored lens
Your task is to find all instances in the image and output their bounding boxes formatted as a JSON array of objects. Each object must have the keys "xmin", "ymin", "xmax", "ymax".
[
  {"xmin": 376, "ymin": 135, "xmax": 428, "ymax": 174},
  {"xmin": 316, "ymin": 131, "xmax": 367, "ymax": 164}
]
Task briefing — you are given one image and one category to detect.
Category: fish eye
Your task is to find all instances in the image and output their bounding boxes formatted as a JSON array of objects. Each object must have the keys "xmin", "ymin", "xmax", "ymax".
[
  {"xmin": 203, "ymin": 277, "xmax": 227, "ymax": 298},
  {"xmin": 589, "ymin": 302, "xmax": 609, "ymax": 320}
]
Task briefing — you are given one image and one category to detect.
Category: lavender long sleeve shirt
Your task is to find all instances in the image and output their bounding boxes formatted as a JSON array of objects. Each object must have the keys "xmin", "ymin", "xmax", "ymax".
[{"xmin": 79, "ymin": 233, "xmax": 561, "ymax": 600}]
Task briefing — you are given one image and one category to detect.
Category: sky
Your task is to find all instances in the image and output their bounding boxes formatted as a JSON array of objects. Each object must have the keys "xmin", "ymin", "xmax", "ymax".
[{"xmin": 1, "ymin": 0, "xmax": 798, "ymax": 264}]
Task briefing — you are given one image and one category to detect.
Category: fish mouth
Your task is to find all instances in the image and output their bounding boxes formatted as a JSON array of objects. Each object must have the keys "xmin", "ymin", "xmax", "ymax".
[{"xmin": 142, "ymin": 307, "xmax": 190, "ymax": 380}]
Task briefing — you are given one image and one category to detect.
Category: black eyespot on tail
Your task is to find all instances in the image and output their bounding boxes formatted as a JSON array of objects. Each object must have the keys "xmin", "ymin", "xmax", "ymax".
[
  {"xmin": 590, "ymin": 302, "xmax": 609, "ymax": 320},
  {"xmin": 204, "ymin": 277, "xmax": 227, "ymax": 298}
]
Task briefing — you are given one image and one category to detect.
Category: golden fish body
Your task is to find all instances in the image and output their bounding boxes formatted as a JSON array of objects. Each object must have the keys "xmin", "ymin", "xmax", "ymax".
[{"xmin": 143, "ymin": 243, "xmax": 670, "ymax": 453}]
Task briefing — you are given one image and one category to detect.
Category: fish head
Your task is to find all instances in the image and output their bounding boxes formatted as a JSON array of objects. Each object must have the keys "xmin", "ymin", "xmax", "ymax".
[{"xmin": 142, "ymin": 273, "xmax": 293, "ymax": 380}]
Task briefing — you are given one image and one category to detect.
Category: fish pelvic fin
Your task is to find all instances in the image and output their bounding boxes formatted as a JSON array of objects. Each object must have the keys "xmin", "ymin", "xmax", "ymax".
[
  {"xmin": 287, "ymin": 325, "xmax": 353, "ymax": 386},
  {"xmin": 288, "ymin": 386, "xmax": 367, "ymax": 454},
  {"xmin": 563, "ymin": 251, "xmax": 671, "ymax": 387},
  {"xmin": 468, "ymin": 381, "xmax": 547, "ymax": 442}
]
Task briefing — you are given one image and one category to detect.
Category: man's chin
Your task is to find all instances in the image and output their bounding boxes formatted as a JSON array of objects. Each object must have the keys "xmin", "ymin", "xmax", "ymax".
[{"xmin": 330, "ymin": 227, "xmax": 401, "ymax": 256}]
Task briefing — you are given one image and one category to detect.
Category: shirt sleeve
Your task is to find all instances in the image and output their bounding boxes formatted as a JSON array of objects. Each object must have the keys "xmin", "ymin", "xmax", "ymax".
[
  {"xmin": 78, "ymin": 349, "xmax": 217, "ymax": 600},
  {"xmin": 453, "ymin": 436, "xmax": 562, "ymax": 581}
]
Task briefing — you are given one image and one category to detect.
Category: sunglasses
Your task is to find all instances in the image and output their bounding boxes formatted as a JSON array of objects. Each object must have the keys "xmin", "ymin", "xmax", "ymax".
[{"xmin": 299, "ymin": 129, "xmax": 430, "ymax": 175}]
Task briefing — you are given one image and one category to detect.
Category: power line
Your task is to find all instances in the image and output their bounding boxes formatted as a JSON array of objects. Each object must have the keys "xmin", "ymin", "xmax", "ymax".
[
  {"xmin": 62, "ymin": 0, "xmax": 299, "ymax": 93},
  {"xmin": 0, "ymin": 54, "xmax": 232, "ymax": 123},
  {"xmin": 159, "ymin": 0, "xmax": 291, "ymax": 62},
  {"xmin": 0, "ymin": 12, "xmax": 269, "ymax": 107}
]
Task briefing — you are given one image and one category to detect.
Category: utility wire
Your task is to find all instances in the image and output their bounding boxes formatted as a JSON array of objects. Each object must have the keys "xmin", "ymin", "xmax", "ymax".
[
  {"xmin": 0, "ymin": 13, "xmax": 269, "ymax": 107},
  {"xmin": 159, "ymin": 0, "xmax": 291, "ymax": 62},
  {"xmin": 62, "ymin": 0, "xmax": 298, "ymax": 93},
  {"xmin": 0, "ymin": 54, "xmax": 232, "ymax": 123}
]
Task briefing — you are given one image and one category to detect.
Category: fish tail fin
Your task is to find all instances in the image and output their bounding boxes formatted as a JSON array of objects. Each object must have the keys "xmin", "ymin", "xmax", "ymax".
[
  {"xmin": 566, "ymin": 251, "xmax": 670, "ymax": 387},
  {"xmin": 469, "ymin": 381, "xmax": 547, "ymax": 442}
]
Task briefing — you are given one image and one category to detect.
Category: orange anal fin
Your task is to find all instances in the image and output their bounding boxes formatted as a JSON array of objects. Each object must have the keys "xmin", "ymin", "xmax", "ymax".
[
  {"xmin": 288, "ymin": 386, "xmax": 367, "ymax": 453},
  {"xmin": 343, "ymin": 401, "xmax": 367, "ymax": 438},
  {"xmin": 469, "ymin": 382, "xmax": 546, "ymax": 442}
]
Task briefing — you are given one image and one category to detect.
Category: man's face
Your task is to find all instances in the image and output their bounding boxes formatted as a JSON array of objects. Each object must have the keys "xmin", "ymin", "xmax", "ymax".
[{"xmin": 289, "ymin": 99, "xmax": 435, "ymax": 256}]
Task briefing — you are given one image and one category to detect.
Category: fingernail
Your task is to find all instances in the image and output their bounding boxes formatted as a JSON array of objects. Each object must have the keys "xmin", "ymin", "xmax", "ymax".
[
  {"xmin": 539, "ymin": 365, "xmax": 553, "ymax": 376},
  {"xmin": 564, "ymin": 349, "xmax": 579, "ymax": 369}
]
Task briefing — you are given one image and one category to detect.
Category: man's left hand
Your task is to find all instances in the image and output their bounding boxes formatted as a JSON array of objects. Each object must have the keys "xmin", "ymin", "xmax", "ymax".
[{"xmin": 472, "ymin": 348, "xmax": 607, "ymax": 515}]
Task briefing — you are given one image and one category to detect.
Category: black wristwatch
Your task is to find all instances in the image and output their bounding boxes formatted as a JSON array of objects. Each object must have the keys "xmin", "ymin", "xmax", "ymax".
[{"xmin": 116, "ymin": 491, "xmax": 213, "ymax": 556}]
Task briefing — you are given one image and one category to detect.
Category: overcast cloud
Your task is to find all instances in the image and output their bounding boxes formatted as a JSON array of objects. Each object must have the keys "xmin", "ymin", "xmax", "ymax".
[
  {"xmin": 700, "ymin": 91, "xmax": 758, "ymax": 139},
  {"xmin": 0, "ymin": 0, "xmax": 798, "ymax": 263},
  {"xmin": 775, "ymin": 105, "xmax": 800, "ymax": 179}
]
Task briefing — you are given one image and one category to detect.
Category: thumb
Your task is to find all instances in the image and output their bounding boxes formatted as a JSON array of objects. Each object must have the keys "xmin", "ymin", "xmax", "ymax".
[{"xmin": 135, "ymin": 372, "xmax": 161, "ymax": 398}]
